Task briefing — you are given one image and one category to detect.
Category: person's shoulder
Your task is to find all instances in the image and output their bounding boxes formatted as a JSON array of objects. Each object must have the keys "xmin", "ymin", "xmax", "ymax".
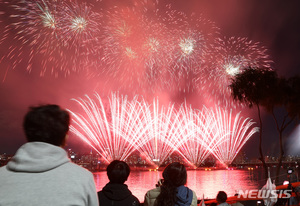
[
  {"xmin": 189, "ymin": 188, "xmax": 198, "ymax": 206},
  {"xmin": 61, "ymin": 162, "xmax": 94, "ymax": 177},
  {"xmin": 219, "ymin": 202, "xmax": 231, "ymax": 206},
  {"xmin": 145, "ymin": 187, "xmax": 161, "ymax": 198},
  {"xmin": 191, "ymin": 189, "xmax": 197, "ymax": 197},
  {"xmin": 185, "ymin": 186, "xmax": 196, "ymax": 197},
  {"xmin": 232, "ymin": 202, "xmax": 243, "ymax": 206},
  {"xmin": 130, "ymin": 194, "xmax": 140, "ymax": 205},
  {"xmin": 0, "ymin": 165, "xmax": 8, "ymax": 174},
  {"xmin": 0, "ymin": 165, "xmax": 7, "ymax": 170},
  {"xmin": 147, "ymin": 187, "xmax": 161, "ymax": 193}
]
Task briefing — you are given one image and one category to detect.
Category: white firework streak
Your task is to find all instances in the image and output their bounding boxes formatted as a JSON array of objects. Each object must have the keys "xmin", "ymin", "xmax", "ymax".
[
  {"xmin": 134, "ymin": 99, "xmax": 184, "ymax": 167},
  {"xmin": 174, "ymin": 104, "xmax": 223, "ymax": 167},
  {"xmin": 173, "ymin": 104, "xmax": 208, "ymax": 167},
  {"xmin": 37, "ymin": 1, "xmax": 56, "ymax": 29},
  {"xmin": 68, "ymin": 93, "xmax": 259, "ymax": 167},
  {"xmin": 68, "ymin": 93, "xmax": 145, "ymax": 162},
  {"xmin": 207, "ymin": 107, "xmax": 259, "ymax": 165}
]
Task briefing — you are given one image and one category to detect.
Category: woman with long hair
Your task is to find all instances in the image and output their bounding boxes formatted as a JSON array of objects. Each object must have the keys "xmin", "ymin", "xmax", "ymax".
[{"xmin": 144, "ymin": 162, "xmax": 197, "ymax": 206}]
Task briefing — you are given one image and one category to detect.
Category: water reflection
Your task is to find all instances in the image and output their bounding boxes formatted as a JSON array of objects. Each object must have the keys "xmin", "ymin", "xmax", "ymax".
[{"xmin": 93, "ymin": 169, "xmax": 261, "ymax": 202}]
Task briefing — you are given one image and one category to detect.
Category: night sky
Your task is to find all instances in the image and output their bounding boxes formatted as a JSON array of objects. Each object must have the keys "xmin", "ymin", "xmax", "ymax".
[{"xmin": 0, "ymin": 0, "xmax": 300, "ymax": 160}]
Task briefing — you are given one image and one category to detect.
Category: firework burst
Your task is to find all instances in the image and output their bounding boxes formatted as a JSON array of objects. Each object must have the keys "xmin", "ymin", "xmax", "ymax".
[
  {"xmin": 1, "ymin": 0, "xmax": 273, "ymax": 101},
  {"xmin": 161, "ymin": 6, "xmax": 220, "ymax": 93},
  {"xmin": 99, "ymin": 7, "xmax": 144, "ymax": 87},
  {"xmin": 0, "ymin": 0, "xmax": 61, "ymax": 76},
  {"xmin": 59, "ymin": 1, "xmax": 102, "ymax": 47},
  {"xmin": 202, "ymin": 36, "xmax": 273, "ymax": 108},
  {"xmin": 0, "ymin": 0, "xmax": 102, "ymax": 77},
  {"xmin": 98, "ymin": 5, "xmax": 172, "ymax": 92},
  {"xmin": 139, "ymin": 20, "xmax": 172, "ymax": 92}
]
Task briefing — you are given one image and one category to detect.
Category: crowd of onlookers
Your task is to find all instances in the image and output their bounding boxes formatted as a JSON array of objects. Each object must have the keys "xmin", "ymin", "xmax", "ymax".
[
  {"xmin": 97, "ymin": 159, "xmax": 233, "ymax": 206},
  {"xmin": 0, "ymin": 104, "xmax": 298, "ymax": 206}
]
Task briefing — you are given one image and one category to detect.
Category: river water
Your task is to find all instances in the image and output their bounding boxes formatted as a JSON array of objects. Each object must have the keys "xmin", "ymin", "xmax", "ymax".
[{"xmin": 93, "ymin": 168, "xmax": 289, "ymax": 202}]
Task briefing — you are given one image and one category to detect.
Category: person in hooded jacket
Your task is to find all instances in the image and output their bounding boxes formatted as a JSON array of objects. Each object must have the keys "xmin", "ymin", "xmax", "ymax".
[
  {"xmin": 144, "ymin": 162, "xmax": 197, "ymax": 206},
  {"xmin": 98, "ymin": 160, "xmax": 140, "ymax": 206},
  {"xmin": 0, "ymin": 104, "xmax": 98, "ymax": 206}
]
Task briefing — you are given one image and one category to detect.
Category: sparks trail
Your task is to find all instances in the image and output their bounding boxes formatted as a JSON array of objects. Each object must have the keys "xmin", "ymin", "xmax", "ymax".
[
  {"xmin": 202, "ymin": 106, "xmax": 259, "ymax": 166},
  {"xmin": 68, "ymin": 93, "xmax": 259, "ymax": 167},
  {"xmin": 68, "ymin": 93, "xmax": 146, "ymax": 163}
]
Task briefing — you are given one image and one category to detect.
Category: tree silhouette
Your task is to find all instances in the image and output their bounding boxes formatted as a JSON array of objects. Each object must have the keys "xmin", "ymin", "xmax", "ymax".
[
  {"xmin": 263, "ymin": 77, "xmax": 293, "ymax": 183},
  {"xmin": 257, "ymin": 75, "xmax": 300, "ymax": 183},
  {"xmin": 231, "ymin": 68, "xmax": 300, "ymax": 182},
  {"xmin": 286, "ymin": 76, "xmax": 300, "ymax": 122},
  {"xmin": 229, "ymin": 67, "xmax": 277, "ymax": 179}
]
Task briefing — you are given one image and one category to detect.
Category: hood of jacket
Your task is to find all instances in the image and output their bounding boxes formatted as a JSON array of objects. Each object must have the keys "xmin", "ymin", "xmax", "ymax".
[
  {"xmin": 175, "ymin": 185, "xmax": 193, "ymax": 206},
  {"xmin": 101, "ymin": 183, "xmax": 133, "ymax": 201},
  {"xmin": 7, "ymin": 142, "xmax": 70, "ymax": 173}
]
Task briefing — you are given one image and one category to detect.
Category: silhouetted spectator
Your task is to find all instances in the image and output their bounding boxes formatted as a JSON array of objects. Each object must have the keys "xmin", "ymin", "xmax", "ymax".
[
  {"xmin": 0, "ymin": 104, "xmax": 98, "ymax": 206},
  {"xmin": 216, "ymin": 191, "xmax": 230, "ymax": 206},
  {"xmin": 288, "ymin": 168, "xmax": 299, "ymax": 206},
  {"xmin": 98, "ymin": 160, "xmax": 140, "ymax": 206},
  {"xmin": 144, "ymin": 162, "xmax": 197, "ymax": 206}
]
